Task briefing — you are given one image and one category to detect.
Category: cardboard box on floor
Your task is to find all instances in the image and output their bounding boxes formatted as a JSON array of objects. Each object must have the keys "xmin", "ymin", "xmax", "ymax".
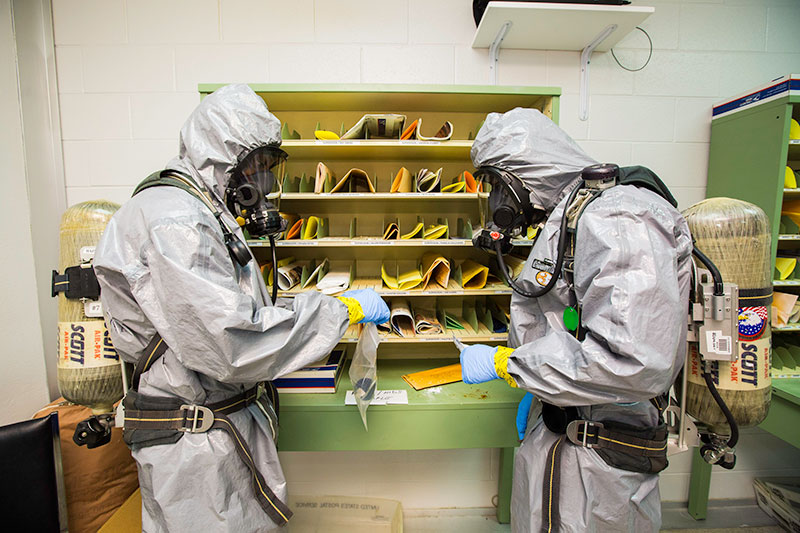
[{"xmin": 753, "ymin": 477, "xmax": 800, "ymax": 531}]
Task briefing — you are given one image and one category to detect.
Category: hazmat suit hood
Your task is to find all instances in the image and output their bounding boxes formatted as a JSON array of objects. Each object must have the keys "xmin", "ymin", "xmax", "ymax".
[
  {"xmin": 167, "ymin": 83, "xmax": 282, "ymax": 201},
  {"xmin": 471, "ymin": 108, "xmax": 597, "ymax": 213}
]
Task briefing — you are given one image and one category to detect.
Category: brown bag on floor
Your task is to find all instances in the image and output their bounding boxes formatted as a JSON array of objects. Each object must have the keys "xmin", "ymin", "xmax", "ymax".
[{"xmin": 34, "ymin": 398, "xmax": 139, "ymax": 533}]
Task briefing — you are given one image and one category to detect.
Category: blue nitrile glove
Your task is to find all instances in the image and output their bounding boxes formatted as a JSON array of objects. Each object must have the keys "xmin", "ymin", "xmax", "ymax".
[
  {"xmin": 460, "ymin": 344, "xmax": 500, "ymax": 384},
  {"xmin": 340, "ymin": 289, "xmax": 390, "ymax": 324},
  {"xmin": 516, "ymin": 392, "xmax": 534, "ymax": 440}
]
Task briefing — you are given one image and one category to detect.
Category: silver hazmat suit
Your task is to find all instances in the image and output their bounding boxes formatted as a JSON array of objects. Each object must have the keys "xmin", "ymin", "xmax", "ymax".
[
  {"xmin": 94, "ymin": 84, "xmax": 349, "ymax": 532},
  {"xmin": 472, "ymin": 108, "xmax": 693, "ymax": 532}
]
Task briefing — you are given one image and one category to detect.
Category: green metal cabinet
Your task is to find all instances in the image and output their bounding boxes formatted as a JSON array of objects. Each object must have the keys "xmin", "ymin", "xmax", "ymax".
[{"xmin": 689, "ymin": 76, "xmax": 800, "ymax": 519}]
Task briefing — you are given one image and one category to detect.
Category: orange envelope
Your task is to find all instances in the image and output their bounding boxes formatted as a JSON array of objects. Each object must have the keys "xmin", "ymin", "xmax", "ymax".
[
  {"xmin": 463, "ymin": 171, "xmax": 480, "ymax": 193},
  {"xmin": 391, "ymin": 167, "xmax": 413, "ymax": 193},
  {"xmin": 402, "ymin": 364, "xmax": 463, "ymax": 390},
  {"xmin": 286, "ymin": 218, "xmax": 303, "ymax": 240},
  {"xmin": 400, "ymin": 119, "xmax": 419, "ymax": 140}
]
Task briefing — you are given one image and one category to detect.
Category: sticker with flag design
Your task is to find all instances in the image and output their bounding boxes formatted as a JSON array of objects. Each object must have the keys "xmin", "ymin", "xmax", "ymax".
[{"xmin": 738, "ymin": 306, "xmax": 767, "ymax": 340}]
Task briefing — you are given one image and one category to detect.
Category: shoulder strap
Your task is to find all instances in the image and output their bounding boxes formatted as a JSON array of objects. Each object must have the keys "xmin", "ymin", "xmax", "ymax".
[
  {"xmin": 618, "ymin": 165, "xmax": 678, "ymax": 208},
  {"xmin": 133, "ymin": 169, "xmax": 211, "ymax": 206}
]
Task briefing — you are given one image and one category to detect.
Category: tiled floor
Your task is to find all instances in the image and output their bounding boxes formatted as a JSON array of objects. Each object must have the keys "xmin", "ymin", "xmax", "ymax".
[{"xmin": 402, "ymin": 500, "xmax": 783, "ymax": 532}]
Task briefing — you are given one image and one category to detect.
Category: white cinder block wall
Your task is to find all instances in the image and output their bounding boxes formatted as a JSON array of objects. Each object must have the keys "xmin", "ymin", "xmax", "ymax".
[{"xmin": 51, "ymin": 0, "xmax": 800, "ymax": 509}]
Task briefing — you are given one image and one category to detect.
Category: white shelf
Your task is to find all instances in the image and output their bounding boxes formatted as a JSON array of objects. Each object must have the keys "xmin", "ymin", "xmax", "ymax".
[
  {"xmin": 471, "ymin": 1, "xmax": 653, "ymax": 119},
  {"xmin": 248, "ymin": 238, "xmax": 533, "ymax": 248},
  {"xmin": 273, "ymin": 279, "xmax": 514, "ymax": 298},
  {"xmin": 774, "ymin": 280, "xmax": 800, "ymax": 287},
  {"xmin": 472, "ymin": 2, "xmax": 654, "ymax": 52},
  {"xmin": 281, "ymin": 139, "xmax": 473, "ymax": 160},
  {"xmin": 280, "ymin": 192, "xmax": 488, "ymax": 200}
]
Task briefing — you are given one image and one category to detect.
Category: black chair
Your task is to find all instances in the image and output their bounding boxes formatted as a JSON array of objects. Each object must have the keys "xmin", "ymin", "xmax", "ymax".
[{"xmin": 0, "ymin": 412, "xmax": 68, "ymax": 532}]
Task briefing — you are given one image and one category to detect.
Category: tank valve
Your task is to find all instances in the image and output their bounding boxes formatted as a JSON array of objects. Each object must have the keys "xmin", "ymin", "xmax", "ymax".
[
  {"xmin": 73, "ymin": 414, "xmax": 114, "ymax": 448},
  {"xmin": 700, "ymin": 435, "xmax": 737, "ymax": 470}
]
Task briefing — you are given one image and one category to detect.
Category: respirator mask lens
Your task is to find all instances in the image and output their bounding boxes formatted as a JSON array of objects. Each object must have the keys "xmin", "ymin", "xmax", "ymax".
[
  {"xmin": 228, "ymin": 145, "xmax": 289, "ymax": 238},
  {"xmin": 232, "ymin": 145, "xmax": 288, "ymax": 196}
]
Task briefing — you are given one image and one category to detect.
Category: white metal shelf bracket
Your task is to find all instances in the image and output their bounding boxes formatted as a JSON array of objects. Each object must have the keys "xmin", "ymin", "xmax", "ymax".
[
  {"xmin": 579, "ymin": 24, "xmax": 618, "ymax": 121},
  {"xmin": 488, "ymin": 21, "xmax": 512, "ymax": 85}
]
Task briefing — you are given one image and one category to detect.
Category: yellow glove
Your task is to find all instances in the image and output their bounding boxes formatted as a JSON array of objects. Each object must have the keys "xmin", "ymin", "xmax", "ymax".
[
  {"xmin": 494, "ymin": 346, "xmax": 518, "ymax": 388},
  {"xmin": 337, "ymin": 297, "xmax": 366, "ymax": 325}
]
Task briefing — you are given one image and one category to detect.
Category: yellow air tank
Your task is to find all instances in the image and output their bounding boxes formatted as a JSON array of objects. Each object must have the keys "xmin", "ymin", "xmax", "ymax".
[
  {"xmin": 55, "ymin": 200, "xmax": 122, "ymax": 414},
  {"xmin": 683, "ymin": 198, "xmax": 772, "ymax": 432}
]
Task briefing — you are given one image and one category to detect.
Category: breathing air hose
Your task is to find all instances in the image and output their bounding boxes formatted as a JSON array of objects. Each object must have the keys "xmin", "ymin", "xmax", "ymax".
[
  {"xmin": 494, "ymin": 181, "xmax": 583, "ymax": 299},
  {"xmin": 692, "ymin": 245, "xmax": 739, "ymax": 467},
  {"xmin": 269, "ymin": 235, "xmax": 278, "ymax": 305}
]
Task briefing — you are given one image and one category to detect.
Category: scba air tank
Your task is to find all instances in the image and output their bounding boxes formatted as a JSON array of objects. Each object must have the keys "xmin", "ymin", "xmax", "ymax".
[
  {"xmin": 56, "ymin": 200, "xmax": 122, "ymax": 414},
  {"xmin": 683, "ymin": 198, "xmax": 772, "ymax": 431}
]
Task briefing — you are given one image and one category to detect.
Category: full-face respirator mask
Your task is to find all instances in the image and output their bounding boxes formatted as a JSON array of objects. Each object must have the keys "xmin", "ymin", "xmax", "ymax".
[
  {"xmin": 225, "ymin": 144, "xmax": 288, "ymax": 240},
  {"xmin": 472, "ymin": 164, "xmax": 618, "ymax": 298},
  {"xmin": 472, "ymin": 166, "xmax": 548, "ymax": 255}
]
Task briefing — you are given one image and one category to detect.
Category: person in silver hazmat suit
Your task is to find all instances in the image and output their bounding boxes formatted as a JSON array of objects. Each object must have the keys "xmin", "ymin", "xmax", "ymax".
[
  {"xmin": 93, "ymin": 84, "xmax": 388, "ymax": 532},
  {"xmin": 460, "ymin": 108, "xmax": 693, "ymax": 532}
]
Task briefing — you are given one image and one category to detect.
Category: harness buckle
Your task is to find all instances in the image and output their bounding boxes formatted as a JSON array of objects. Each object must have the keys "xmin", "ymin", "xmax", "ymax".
[
  {"xmin": 179, "ymin": 404, "xmax": 214, "ymax": 433},
  {"xmin": 566, "ymin": 420, "xmax": 603, "ymax": 448}
]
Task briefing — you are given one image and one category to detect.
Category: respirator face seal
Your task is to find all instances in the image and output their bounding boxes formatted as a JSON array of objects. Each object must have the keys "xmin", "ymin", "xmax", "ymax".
[{"xmin": 226, "ymin": 145, "xmax": 288, "ymax": 238}]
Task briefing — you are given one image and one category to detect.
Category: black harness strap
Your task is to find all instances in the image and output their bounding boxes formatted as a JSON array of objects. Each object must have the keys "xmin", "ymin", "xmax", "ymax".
[
  {"xmin": 131, "ymin": 334, "xmax": 168, "ymax": 391},
  {"xmin": 124, "ymin": 333, "xmax": 292, "ymax": 525},
  {"xmin": 541, "ymin": 435, "xmax": 566, "ymax": 533}
]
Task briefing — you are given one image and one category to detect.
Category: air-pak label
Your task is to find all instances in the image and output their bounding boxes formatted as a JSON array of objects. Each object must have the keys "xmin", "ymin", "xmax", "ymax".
[
  {"xmin": 688, "ymin": 338, "xmax": 771, "ymax": 391},
  {"xmin": 58, "ymin": 321, "xmax": 119, "ymax": 369}
]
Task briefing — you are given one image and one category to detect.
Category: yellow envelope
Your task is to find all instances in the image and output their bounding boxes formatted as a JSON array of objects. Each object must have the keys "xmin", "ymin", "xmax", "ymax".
[
  {"xmin": 303, "ymin": 216, "xmax": 321, "ymax": 239},
  {"xmin": 401, "ymin": 222, "xmax": 424, "ymax": 239},
  {"xmin": 315, "ymin": 162, "xmax": 334, "ymax": 193},
  {"xmin": 315, "ymin": 130, "xmax": 339, "ymax": 140},
  {"xmin": 786, "ymin": 166, "xmax": 797, "ymax": 189},
  {"xmin": 381, "ymin": 264, "xmax": 423, "ymax": 290},
  {"xmin": 383, "ymin": 222, "xmax": 399, "ymax": 240},
  {"xmin": 460, "ymin": 259, "xmax": 488, "ymax": 289},
  {"xmin": 330, "ymin": 168, "xmax": 375, "ymax": 193},
  {"xmin": 262, "ymin": 256, "xmax": 295, "ymax": 286},
  {"xmin": 442, "ymin": 181, "xmax": 466, "ymax": 193},
  {"xmin": 776, "ymin": 257, "xmax": 797, "ymax": 280},
  {"xmin": 391, "ymin": 167, "xmax": 413, "ymax": 193},
  {"xmin": 423, "ymin": 224, "xmax": 448, "ymax": 240},
  {"xmin": 421, "ymin": 253, "xmax": 450, "ymax": 290}
]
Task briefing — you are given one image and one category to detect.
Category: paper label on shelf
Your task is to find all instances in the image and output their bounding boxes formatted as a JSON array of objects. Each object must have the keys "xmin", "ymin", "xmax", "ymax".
[
  {"xmin": 705, "ymin": 330, "xmax": 732, "ymax": 356},
  {"xmin": 315, "ymin": 140, "xmax": 359, "ymax": 145},
  {"xmin": 353, "ymin": 240, "xmax": 385, "ymax": 246},
  {"xmin": 285, "ymin": 241, "xmax": 318, "ymax": 246},
  {"xmin": 345, "ymin": 389, "xmax": 408, "ymax": 405},
  {"xmin": 58, "ymin": 321, "xmax": 119, "ymax": 369},
  {"xmin": 687, "ymin": 339, "xmax": 771, "ymax": 391},
  {"xmin": 399, "ymin": 140, "xmax": 440, "ymax": 145}
]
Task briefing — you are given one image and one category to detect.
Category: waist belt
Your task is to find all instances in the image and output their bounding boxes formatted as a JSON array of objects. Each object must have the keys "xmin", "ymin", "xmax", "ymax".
[
  {"xmin": 122, "ymin": 333, "xmax": 292, "ymax": 526},
  {"xmin": 539, "ymin": 400, "xmax": 669, "ymax": 533}
]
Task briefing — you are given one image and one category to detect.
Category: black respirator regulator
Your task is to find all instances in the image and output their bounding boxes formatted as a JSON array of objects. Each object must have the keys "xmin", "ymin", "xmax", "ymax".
[
  {"xmin": 225, "ymin": 144, "xmax": 288, "ymax": 240},
  {"xmin": 471, "ymin": 165, "xmax": 546, "ymax": 254}
]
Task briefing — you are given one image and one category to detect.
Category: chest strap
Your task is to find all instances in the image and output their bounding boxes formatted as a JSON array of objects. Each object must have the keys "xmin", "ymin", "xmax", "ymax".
[{"xmin": 124, "ymin": 334, "xmax": 291, "ymax": 526}]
